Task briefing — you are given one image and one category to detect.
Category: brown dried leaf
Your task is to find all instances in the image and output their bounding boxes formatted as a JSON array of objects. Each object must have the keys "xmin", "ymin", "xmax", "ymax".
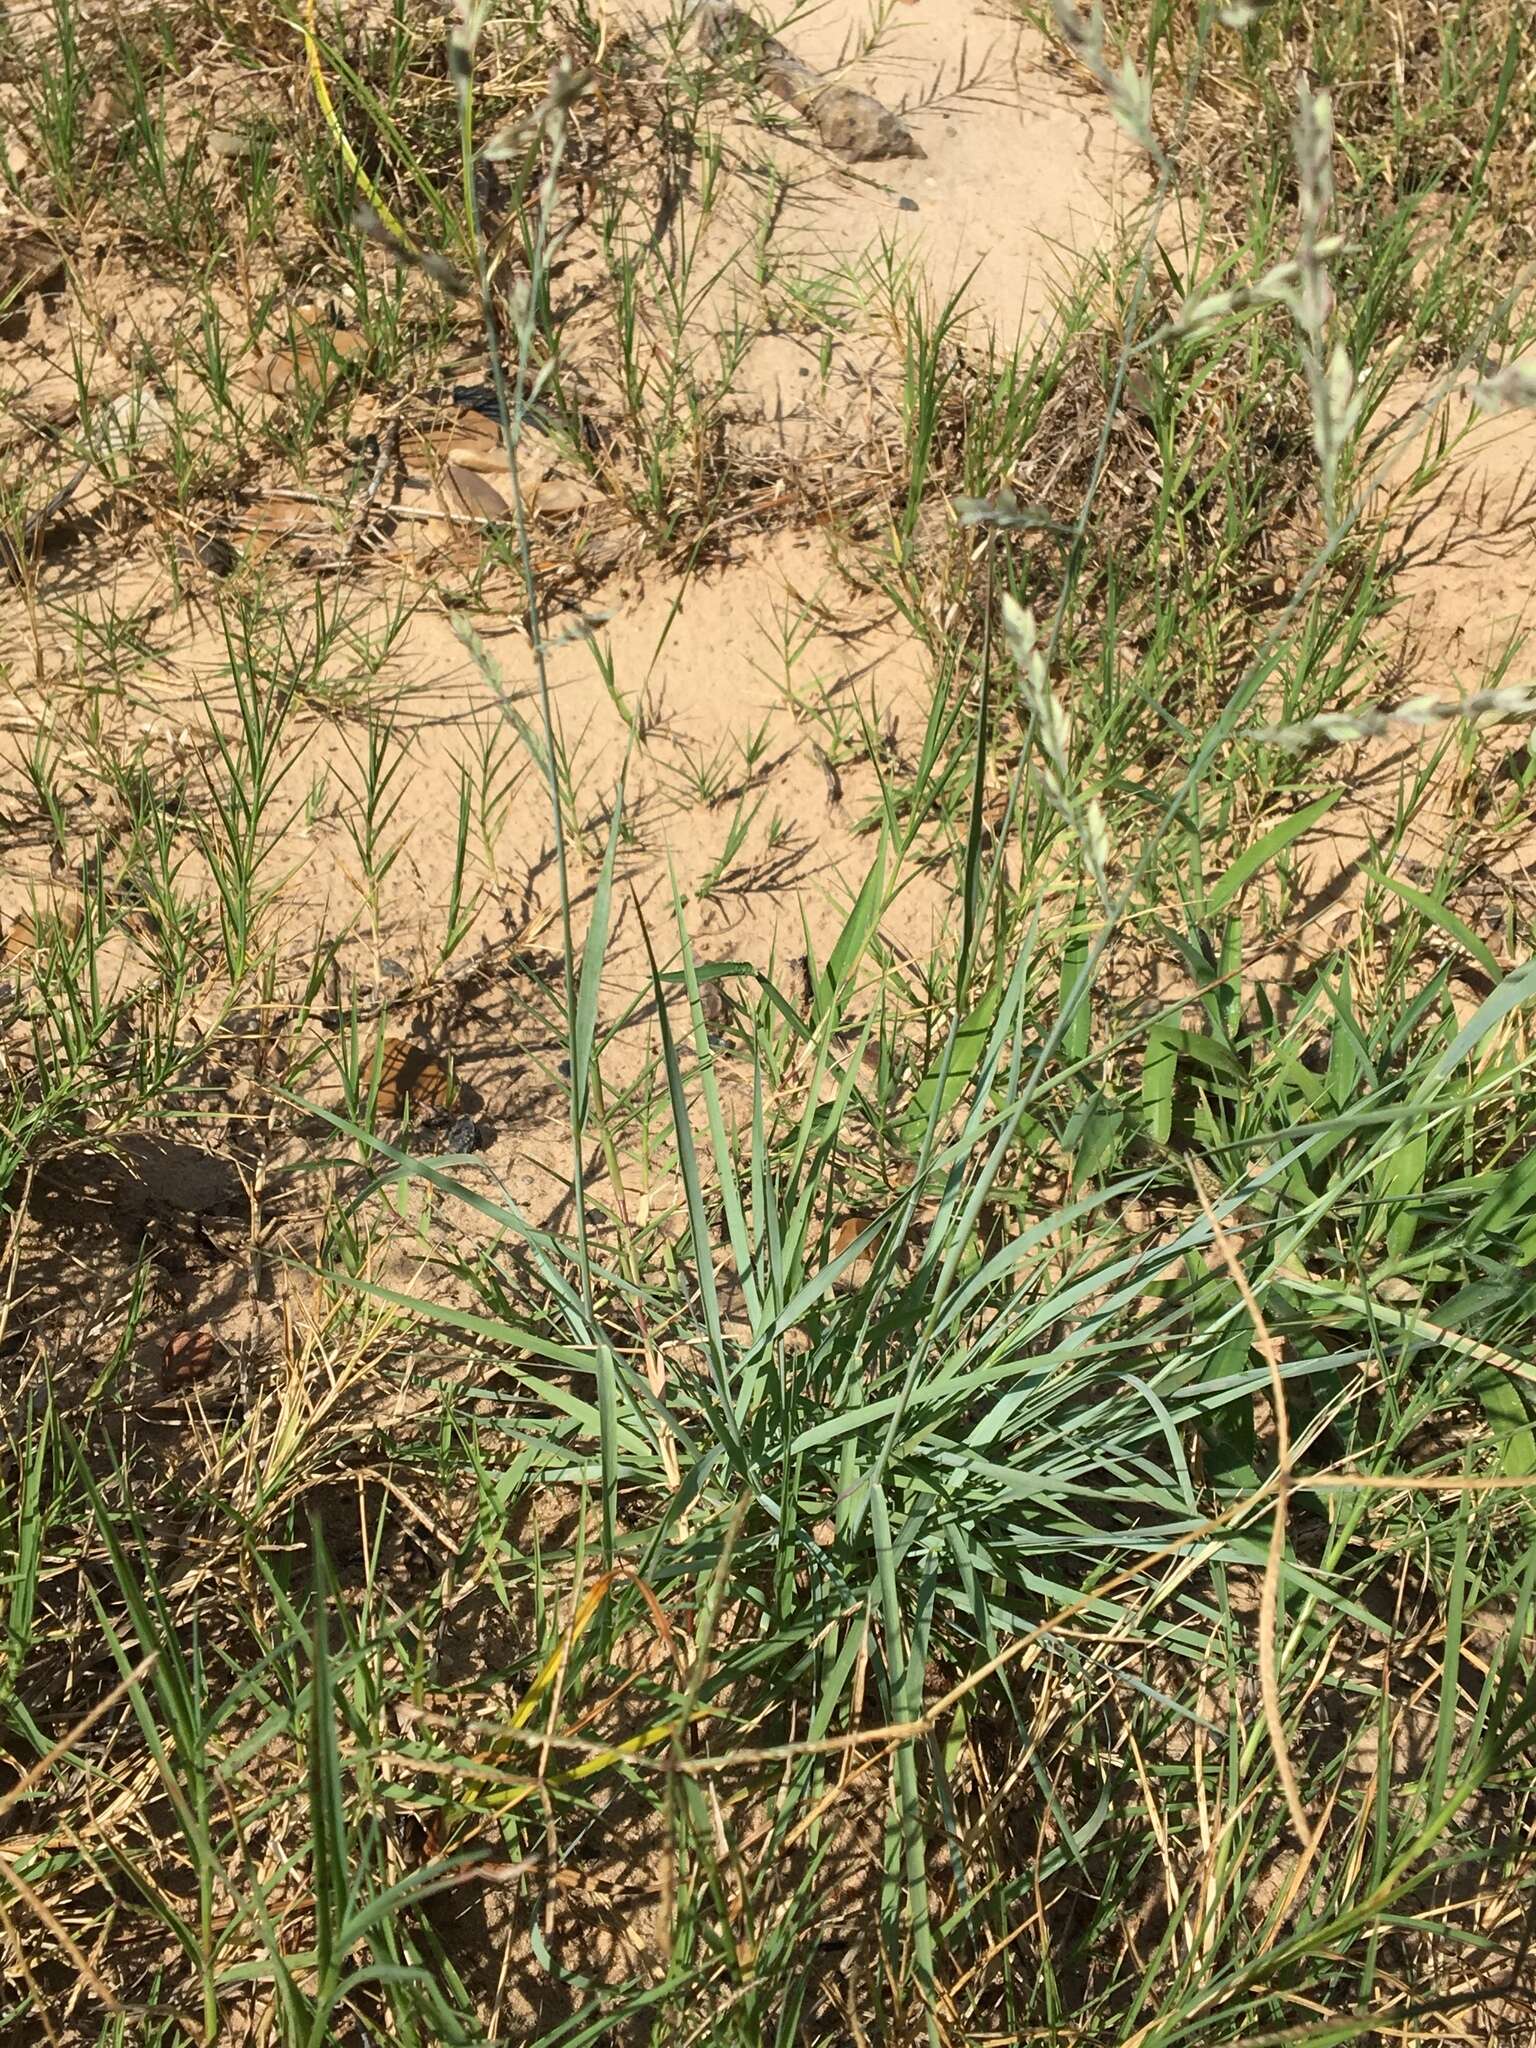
[
  {"xmin": 434, "ymin": 463, "xmax": 508, "ymax": 522},
  {"xmin": 252, "ymin": 325, "xmax": 365, "ymax": 397}
]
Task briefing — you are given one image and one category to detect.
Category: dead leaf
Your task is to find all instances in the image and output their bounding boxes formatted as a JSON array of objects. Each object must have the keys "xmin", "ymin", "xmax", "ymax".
[
  {"xmin": 374, "ymin": 1037, "xmax": 450, "ymax": 1118},
  {"xmin": 252, "ymin": 323, "xmax": 365, "ymax": 397},
  {"xmin": 433, "ymin": 463, "xmax": 508, "ymax": 522}
]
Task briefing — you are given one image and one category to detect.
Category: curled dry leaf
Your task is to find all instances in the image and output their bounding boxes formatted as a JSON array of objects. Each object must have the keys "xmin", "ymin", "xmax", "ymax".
[{"xmin": 374, "ymin": 1037, "xmax": 450, "ymax": 1118}]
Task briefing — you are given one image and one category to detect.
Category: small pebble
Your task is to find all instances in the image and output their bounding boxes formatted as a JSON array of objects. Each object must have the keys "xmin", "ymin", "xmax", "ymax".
[{"xmin": 898, "ymin": 196, "xmax": 920, "ymax": 213}]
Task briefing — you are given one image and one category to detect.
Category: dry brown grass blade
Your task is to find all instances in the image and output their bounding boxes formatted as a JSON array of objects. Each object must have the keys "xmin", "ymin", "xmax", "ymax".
[
  {"xmin": 1189, "ymin": 1163, "xmax": 1316, "ymax": 1854},
  {"xmin": 0, "ymin": 1894, "xmax": 64, "ymax": 2047},
  {"xmin": 0, "ymin": 1848, "xmax": 124, "ymax": 2017},
  {"xmin": 0, "ymin": 1653, "xmax": 158, "ymax": 1825}
]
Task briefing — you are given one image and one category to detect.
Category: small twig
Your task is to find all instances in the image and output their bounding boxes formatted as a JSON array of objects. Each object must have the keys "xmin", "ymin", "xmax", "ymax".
[{"xmin": 248, "ymin": 483, "xmax": 502, "ymax": 531}]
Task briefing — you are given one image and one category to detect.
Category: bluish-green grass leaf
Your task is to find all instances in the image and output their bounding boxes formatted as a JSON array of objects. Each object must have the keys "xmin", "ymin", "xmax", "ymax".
[
  {"xmin": 818, "ymin": 832, "xmax": 887, "ymax": 1021},
  {"xmin": 1435, "ymin": 954, "xmax": 1536, "ymax": 1076},
  {"xmin": 573, "ymin": 775, "xmax": 625, "ymax": 1128},
  {"xmin": 1365, "ymin": 862, "xmax": 1502, "ymax": 981},
  {"xmin": 1207, "ymin": 792, "xmax": 1342, "ymax": 917}
]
